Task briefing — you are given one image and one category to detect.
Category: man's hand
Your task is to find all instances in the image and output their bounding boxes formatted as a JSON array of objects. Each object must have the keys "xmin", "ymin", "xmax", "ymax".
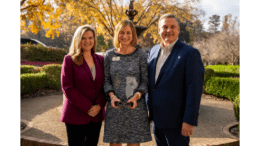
[
  {"xmin": 181, "ymin": 122, "xmax": 193, "ymax": 137},
  {"xmin": 88, "ymin": 104, "xmax": 101, "ymax": 117}
]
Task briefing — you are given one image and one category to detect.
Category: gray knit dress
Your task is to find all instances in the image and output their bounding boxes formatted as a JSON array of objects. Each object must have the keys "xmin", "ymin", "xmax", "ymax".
[{"xmin": 103, "ymin": 48, "xmax": 152, "ymax": 143}]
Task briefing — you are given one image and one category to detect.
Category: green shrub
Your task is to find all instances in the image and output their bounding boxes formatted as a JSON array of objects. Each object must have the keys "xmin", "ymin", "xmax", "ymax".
[
  {"xmin": 20, "ymin": 64, "xmax": 62, "ymax": 95},
  {"xmin": 33, "ymin": 66, "xmax": 44, "ymax": 73},
  {"xmin": 21, "ymin": 44, "xmax": 67, "ymax": 62},
  {"xmin": 21, "ymin": 43, "xmax": 31, "ymax": 59},
  {"xmin": 204, "ymin": 68, "xmax": 215, "ymax": 86},
  {"xmin": 205, "ymin": 65, "xmax": 240, "ymax": 77},
  {"xmin": 233, "ymin": 94, "xmax": 240, "ymax": 122},
  {"xmin": 21, "ymin": 65, "xmax": 43, "ymax": 74},
  {"xmin": 43, "ymin": 64, "xmax": 62, "ymax": 90},
  {"xmin": 21, "ymin": 72, "xmax": 48, "ymax": 95},
  {"xmin": 214, "ymin": 71, "xmax": 239, "ymax": 78},
  {"xmin": 205, "ymin": 77, "xmax": 240, "ymax": 101},
  {"xmin": 206, "ymin": 65, "xmax": 240, "ymax": 73},
  {"xmin": 21, "ymin": 65, "xmax": 35, "ymax": 74}
]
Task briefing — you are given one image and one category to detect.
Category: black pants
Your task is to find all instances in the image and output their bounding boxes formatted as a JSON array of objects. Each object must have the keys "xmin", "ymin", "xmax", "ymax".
[
  {"xmin": 65, "ymin": 121, "xmax": 102, "ymax": 146},
  {"xmin": 153, "ymin": 125, "xmax": 190, "ymax": 146}
]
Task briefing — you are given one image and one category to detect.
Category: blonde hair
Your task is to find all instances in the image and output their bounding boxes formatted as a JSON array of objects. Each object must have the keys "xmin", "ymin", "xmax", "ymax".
[
  {"xmin": 113, "ymin": 20, "xmax": 137, "ymax": 48},
  {"xmin": 68, "ymin": 24, "xmax": 97, "ymax": 66}
]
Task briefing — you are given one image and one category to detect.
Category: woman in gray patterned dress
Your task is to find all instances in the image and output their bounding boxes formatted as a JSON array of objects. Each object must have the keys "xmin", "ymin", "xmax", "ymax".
[{"xmin": 103, "ymin": 20, "xmax": 152, "ymax": 146}]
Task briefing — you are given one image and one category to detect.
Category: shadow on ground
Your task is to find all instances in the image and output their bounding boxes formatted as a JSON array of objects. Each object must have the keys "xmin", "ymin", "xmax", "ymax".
[
  {"xmin": 22, "ymin": 127, "xmax": 63, "ymax": 142},
  {"xmin": 191, "ymin": 103, "xmax": 237, "ymax": 138},
  {"xmin": 21, "ymin": 95, "xmax": 64, "ymax": 144},
  {"xmin": 21, "ymin": 95, "xmax": 63, "ymax": 122}
]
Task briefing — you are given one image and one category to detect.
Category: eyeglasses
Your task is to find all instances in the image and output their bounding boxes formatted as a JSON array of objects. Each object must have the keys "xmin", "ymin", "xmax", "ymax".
[{"xmin": 115, "ymin": 101, "xmax": 133, "ymax": 108}]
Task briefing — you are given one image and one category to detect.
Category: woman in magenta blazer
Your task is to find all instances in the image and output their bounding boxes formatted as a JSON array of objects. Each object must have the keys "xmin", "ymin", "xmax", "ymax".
[{"xmin": 60, "ymin": 24, "xmax": 107, "ymax": 146}]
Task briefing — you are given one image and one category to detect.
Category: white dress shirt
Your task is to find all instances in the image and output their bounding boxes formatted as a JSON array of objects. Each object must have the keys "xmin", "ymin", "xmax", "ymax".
[{"xmin": 155, "ymin": 38, "xmax": 178, "ymax": 83}]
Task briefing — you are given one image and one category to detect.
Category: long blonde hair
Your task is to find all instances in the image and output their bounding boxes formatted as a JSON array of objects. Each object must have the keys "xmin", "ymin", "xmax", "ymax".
[
  {"xmin": 68, "ymin": 24, "xmax": 97, "ymax": 66},
  {"xmin": 113, "ymin": 20, "xmax": 137, "ymax": 48}
]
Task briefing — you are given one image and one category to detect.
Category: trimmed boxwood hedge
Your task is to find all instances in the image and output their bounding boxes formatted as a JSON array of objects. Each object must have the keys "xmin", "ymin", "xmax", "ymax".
[
  {"xmin": 21, "ymin": 65, "xmax": 35, "ymax": 74},
  {"xmin": 41, "ymin": 64, "xmax": 62, "ymax": 90},
  {"xmin": 21, "ymin": 72, "xmax": 48, "ymax": 95},
  {"xmin": 204, "ymin": 68, "xmax": 215, "ymax": 86},
  {"xmin": 205, "ymin": 65, "xmax": 240, "ymax": 77},
  {"xmin": 233, "ymin": 95, "xmax": 240, "ymax": 122},
  {"xmin": 204, "ymin": 76, "xmax": 240, "ymax": 101},
  {"xmin": 214, "ymin": 71, "xmax": 239, "ymax": 78},
  {"xmin": 21, "ymin": 64, "xmax": 240, "ymax": 104},
  {"xmin": 21, "ymin": 44, "xmax": 67, "ymax": 63},
  {"xmin": 21, "ymin": 64, "xmax": 62, "ymax": 95},
  {"xmin": 21, "ymin": 65, "xmax": 43, "ymax": 74}
]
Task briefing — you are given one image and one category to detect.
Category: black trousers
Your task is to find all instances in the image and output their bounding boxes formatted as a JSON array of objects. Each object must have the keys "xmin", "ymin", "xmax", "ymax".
[
  {"xmin": 153, "ymin": 125, "xmax": 190, "ymax": 146},
  {"xmin": 65, "ymin": 121, "xmax": 102, "ymax": 146}
]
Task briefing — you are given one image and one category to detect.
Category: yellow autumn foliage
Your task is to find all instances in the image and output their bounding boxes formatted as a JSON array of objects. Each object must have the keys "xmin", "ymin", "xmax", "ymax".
[
  {"xmin": 21, "ymin": 0, "xmax": 66, "ymax": 39},
  {"xmin": 21, "ymin": 0, "xmax": 203, "ymax": 42}
]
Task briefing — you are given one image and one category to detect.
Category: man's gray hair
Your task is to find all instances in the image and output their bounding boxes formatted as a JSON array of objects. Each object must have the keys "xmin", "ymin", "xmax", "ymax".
[{"xmin": 158, "ymin": 14, "xmax": 180, "ymax": 27}]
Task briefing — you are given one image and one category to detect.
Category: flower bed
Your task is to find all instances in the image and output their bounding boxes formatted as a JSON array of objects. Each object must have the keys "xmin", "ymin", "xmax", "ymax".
[{"xmin": 21, "ymin": 61, "xmax": 61, "ymax": 66}]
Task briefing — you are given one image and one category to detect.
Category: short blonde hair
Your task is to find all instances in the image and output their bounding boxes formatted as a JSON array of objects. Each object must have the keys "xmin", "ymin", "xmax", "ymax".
[
  {"xmin": 113, "ymin": 20, "xmax": 137, "ymax": 48},
  {"xmin": 68, "ymin": 24, "xmax": 97, "ymax": 66}
]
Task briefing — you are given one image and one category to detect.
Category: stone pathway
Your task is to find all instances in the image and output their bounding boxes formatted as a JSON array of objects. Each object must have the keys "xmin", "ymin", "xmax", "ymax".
[{"xmin": 21, "ymin": 94, "xmax": 239, "ymax": 146}]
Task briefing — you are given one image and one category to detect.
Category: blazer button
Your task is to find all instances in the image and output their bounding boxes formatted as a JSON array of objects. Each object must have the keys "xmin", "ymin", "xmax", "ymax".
[
  {"xmin": 153, "ymin": 89, "xmax": 155, "ymax": 91},
  {"xmin": 93, "ymin": 90, "xmax": 95, "ymax": 92}
]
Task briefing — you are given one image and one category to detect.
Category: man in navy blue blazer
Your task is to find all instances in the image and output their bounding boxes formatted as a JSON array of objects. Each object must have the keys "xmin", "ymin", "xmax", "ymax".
[{"xmin": 146, "ymin": 14, "xmax": 204, "ymax": 146}]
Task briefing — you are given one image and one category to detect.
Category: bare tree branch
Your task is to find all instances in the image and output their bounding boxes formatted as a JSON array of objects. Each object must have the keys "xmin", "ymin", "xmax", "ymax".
[
  {"xmin": 21, "ymin": 0, "xmax": 46, "ymax": 11},
  {"xmin": 112, "ymin": 0, "xmax": 120, "ymax": 24},
  {"xmin": 20, "ymin": 0, "xmax": 27, "ymax": 6},
  {"xmin": 135, "ymin": 0, "xmax": 153, "ymax": 24}
]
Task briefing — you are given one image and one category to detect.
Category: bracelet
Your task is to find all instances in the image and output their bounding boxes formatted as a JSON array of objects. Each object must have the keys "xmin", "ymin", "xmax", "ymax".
[
  {"xmin": 136, "ymin": 92, "xmax": 141, "ymax": 100},
  {"xmin": 110, "ymin": 95, "xmax": 116, "ymax": 99}
]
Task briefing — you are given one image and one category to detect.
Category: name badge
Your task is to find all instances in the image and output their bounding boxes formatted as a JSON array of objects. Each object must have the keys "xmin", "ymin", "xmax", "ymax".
[{"xmin": 112, "ymin": 57, "xmax": 120, "ymax": 61}]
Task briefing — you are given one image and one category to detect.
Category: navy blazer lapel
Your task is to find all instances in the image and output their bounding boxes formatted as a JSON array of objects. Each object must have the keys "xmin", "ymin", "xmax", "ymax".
[
  {"xmin": 151, "ymin": 46, "xmax": 161, "ymax": 86},
  {"xmin": 82, "ymin": 55, "xmax": 95, "ymax": 86},
  {"xmin": 155, "ymin": 40, "xmax": 181, "ymax": 85}
]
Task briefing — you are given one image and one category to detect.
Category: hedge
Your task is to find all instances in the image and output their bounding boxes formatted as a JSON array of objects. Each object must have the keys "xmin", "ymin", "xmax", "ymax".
[
  {"xmin": 42, "ymin": 64, "xmax": 62, "ymax": 90},
  {"xmin": 21, "ymin": 65, "xmax": 240, "ymax": 102},
  {"xmin": 21, "ymin": 44, "xmax": 67, "ymax": 63},
  {"xmin": 21, "ymin": 72, "xmax": 48, "ymax": 95},
  {"xmin": 21, "ymin": 64, "xmax": 62, "ymax": 95},
  {"xmin": 205, "ymin": 65, "xmax": 240, "ymax": 73},
  {"xmin": 21, "ymin": 65, "xmax": 35, "ymax": 74},
  {"xmin": 205, "ymin": 65, "xmax": 240, "ymax": 77},
  {"xmin": 213, "ymin": 71, "xmax": 240, "ymax": 78},
  {"xmin": 21, "ymin": 65, "xmax": 43, "ymax": 74},
  {"xmin": 233, "ymin": 95, "xmax": 240, "ymax": 122},
  {"xmin": 204, "ymin": 76, "xmax": 240, "ymax": 101},
  {"xmin": 204, "ymin": 68, "xmax": 215, "ymax": 86}
]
